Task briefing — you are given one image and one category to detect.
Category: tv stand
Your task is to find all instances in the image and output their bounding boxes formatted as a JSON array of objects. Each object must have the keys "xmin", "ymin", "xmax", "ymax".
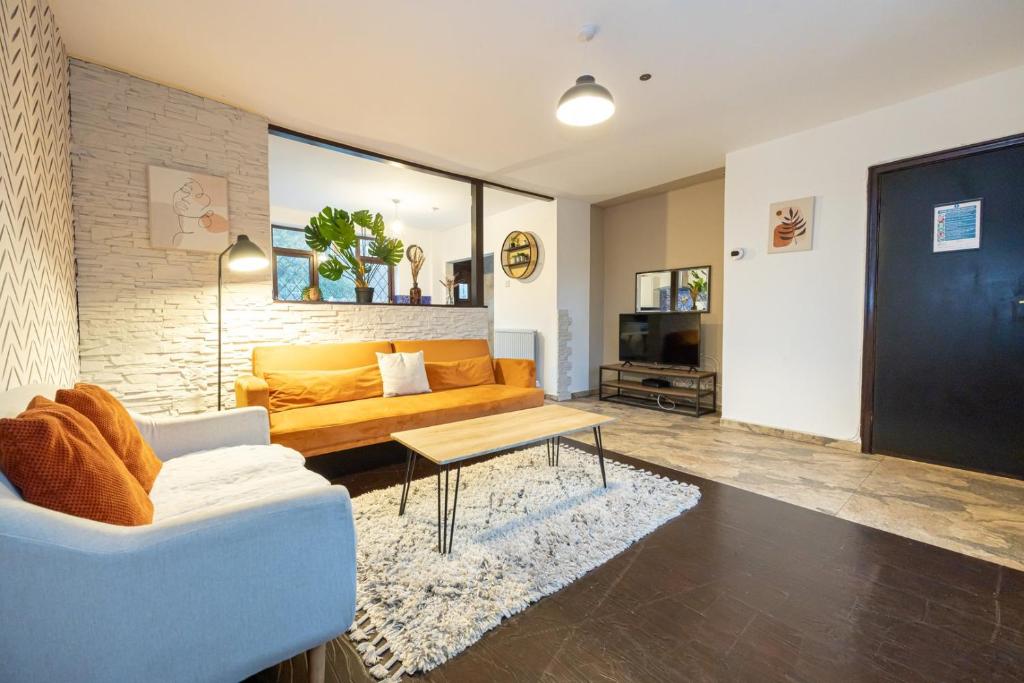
[{"xmin": 599, "ymin": 363, "xmax": 717, "ymax": 417}]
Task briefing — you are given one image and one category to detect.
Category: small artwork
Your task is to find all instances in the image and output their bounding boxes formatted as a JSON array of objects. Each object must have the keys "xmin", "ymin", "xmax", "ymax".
[
  {"xmin": 148, "ymin": 166, "xmax": 229, "ymax": 252},
  {"xmin": 933, "ymin": 199, "xmax": 981, "ymax": 252},
  {"xmin": 768, "ymin": 196, "xmax": 815, "ymax": 253}
]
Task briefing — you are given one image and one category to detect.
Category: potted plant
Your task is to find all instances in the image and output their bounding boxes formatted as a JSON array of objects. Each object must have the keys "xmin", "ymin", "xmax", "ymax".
[
  {"xmin": 304, "ymin": 206, "xmax": 403, "ymax": 304},
  {"xmin": 687, "ymin": 270, "xmax": 708, "ymax": 311},
  {"xmin": 301, "ymin": 285, "xmax": 321, "ymax": 302}
]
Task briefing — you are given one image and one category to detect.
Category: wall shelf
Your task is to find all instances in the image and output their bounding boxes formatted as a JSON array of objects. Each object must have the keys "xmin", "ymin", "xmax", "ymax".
[{"xmin": 500, "ymin": 230, "xmax": 538, "ymax": 279}]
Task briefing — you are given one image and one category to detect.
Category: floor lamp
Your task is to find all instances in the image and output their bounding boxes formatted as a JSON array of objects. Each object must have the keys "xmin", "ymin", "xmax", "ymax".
[{"xmin": 218, "ymin": 234, "xmax": 269, "ymax": 410}]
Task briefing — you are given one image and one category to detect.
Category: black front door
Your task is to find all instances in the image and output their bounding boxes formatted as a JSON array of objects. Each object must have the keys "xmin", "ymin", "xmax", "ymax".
[{"xmin": 870, "ymin": 139, "xmax": 1024, "ymax": 477}]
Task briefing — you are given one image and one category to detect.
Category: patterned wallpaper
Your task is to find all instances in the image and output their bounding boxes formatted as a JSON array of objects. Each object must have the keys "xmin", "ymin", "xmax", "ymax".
[{"xmin": 0, "ymin": 0, "xmax": 79, "ymax": 391}]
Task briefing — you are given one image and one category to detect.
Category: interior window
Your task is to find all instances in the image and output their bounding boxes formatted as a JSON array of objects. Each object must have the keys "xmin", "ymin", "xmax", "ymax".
[{"xmin": 268, "ymin": 130, "xmax": 477, "ymax": 306}]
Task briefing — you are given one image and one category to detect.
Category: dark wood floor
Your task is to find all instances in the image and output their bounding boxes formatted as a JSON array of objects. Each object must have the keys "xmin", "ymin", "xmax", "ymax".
[{"xmin": 250, "ymin": 440, "xmax": 1024, "ymax": 682}]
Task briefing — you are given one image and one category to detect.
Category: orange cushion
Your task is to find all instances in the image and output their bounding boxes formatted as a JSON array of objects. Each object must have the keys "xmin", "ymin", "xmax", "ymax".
[
  {"xmin": 55, "ymin": 384, "xmax": 163, "ymax": 492},
  {"xmin": 392, "ymin": 339, "xmax": 491, "ymax": 362},
  {"xmin": 425, "ymin": 355, "xmax": 495, "ymax": 392},
  {"xmin": 264, "ymin": 365, "xmax": 384, "ymax": 412},
  {"xmin": 493, "ymin": 358, "xmax": 537, "ymax": 388},
  {"xmin": 0, "ymin": 398, "xmax": 153, "ymax": 526},
  {"xmin": 270, "ymin": 384, "xmax": 545, "ymax": 456}
]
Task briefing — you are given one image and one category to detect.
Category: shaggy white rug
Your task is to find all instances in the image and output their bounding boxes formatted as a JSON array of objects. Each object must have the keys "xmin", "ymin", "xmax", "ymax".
[{"xmin": 347, "ymin": 442, "xmax": 701, "ymax": 680}]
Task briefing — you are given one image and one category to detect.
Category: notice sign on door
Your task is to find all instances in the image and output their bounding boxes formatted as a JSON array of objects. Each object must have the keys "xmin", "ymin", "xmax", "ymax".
[{"xmin": 934, "ymin": 199, "xmax": 981, "ymax": 252}]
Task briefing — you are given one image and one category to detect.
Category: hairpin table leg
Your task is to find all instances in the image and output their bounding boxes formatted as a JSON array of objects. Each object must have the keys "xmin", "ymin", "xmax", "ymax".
[
  {"xmin": 435, "ymin": 463, "xmax": 463, "ymax": 554},
  {"xmin": 447, "ymin": 464, "xmax": 461, "ymax": 554},
  {"xmin": 399, "ymin": 448, "xmax": 416, "ymax": 516},
  {"xmin": 436, "ymin": 468, "xmax": 442, "ymax": 552},
  {"xmin": 593, "ymin": 426, "xmax": 607, "ymax": 488}
]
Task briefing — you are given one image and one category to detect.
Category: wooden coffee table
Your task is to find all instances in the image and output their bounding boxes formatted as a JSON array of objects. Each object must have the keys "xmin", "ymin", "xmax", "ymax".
[{"xmin": 391, "ymin": 404, "xmax": 615, "ymax": 554}]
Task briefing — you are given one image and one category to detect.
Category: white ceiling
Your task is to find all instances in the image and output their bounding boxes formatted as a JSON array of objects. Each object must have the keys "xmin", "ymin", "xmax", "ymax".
[
  {"xmin": 52, "ymin": 0, "xmax": 1024, "ymax": 202},
  {"xmin": 268, "ymin": 134, "xmax": 533, "ymax": 232}
]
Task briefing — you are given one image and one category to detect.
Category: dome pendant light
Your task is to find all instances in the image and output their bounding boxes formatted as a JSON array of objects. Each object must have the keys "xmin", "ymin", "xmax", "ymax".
[{"xmin": 557, "ymin": 25, "xmax": 615, "ymax": 126}]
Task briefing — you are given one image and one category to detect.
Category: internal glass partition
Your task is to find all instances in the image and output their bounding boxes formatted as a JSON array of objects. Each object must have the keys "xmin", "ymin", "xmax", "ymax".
[{"xmin": 268, "ymin": 131, "xmax": 476, "ymax": 305}]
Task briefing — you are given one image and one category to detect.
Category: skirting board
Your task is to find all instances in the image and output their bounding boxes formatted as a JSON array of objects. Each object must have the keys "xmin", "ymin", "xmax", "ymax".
[
  {"xmin": 719, "ymin": 419, "xmax": 861, "ymax": 453},
  {"xmin": 544, "ymin": 390, "xmax": 595, "ymax": 401}
]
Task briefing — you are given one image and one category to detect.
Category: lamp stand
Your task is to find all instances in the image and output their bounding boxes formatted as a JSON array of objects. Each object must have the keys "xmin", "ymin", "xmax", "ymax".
[{"xmin": 217, "ymin": 242, "xmax": 232, "ymax": 411}]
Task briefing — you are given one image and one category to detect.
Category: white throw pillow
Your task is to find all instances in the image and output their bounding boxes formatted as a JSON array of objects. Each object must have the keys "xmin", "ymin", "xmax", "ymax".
[{"xmin": 376, "ymin": 351, "xmax": 431, "ymax": 398}]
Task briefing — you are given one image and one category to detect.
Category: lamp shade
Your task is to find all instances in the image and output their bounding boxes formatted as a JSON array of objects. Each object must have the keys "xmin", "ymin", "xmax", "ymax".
[
  {"xmin": 556, "ymin": 75, "xmax": 615, "ymax": 126},
  {"xmin": 227, "ymin": 234, "xmax": 268, "ymax": 272}
]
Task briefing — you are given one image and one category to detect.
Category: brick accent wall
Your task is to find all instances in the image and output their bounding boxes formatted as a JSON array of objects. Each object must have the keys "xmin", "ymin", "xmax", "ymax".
[{"xmin": 70, "ymin": 60, "xmax": 487, "ymax": 414}]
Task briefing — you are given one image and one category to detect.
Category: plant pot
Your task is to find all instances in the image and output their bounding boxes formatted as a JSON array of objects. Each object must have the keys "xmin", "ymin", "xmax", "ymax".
[
  {"xmin": 409, "ymin": 286, "xmax": 422, "ymax": 305},
  {"xmin": 355, "ymin": 286, "xmax": 374, "ymax": 304}
]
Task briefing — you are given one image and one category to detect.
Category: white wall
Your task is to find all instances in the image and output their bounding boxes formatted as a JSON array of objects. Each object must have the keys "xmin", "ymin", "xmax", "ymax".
[
  {"xmin": 430, "ymin": 195, "xmax": 596, "ymax": 397},
  {"xmin": 483, "ymin": 197, "xmax": 560, "ymax": 392},
  {"xmin": 429, "ymin": 221, "xmax": 471, "ymax": 303},
  {"xmin": 722, "ymin": 64, "xmax": 1024, "ymax": 440},
  {"xmin": 555, "ymin": 199, "xmax": 590, "ymax": 397}
]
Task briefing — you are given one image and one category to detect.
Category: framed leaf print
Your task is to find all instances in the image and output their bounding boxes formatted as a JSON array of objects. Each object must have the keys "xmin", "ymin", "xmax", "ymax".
[{"xmin": 768, "ymin": 196, "xmax": 815, "ymax": 253}]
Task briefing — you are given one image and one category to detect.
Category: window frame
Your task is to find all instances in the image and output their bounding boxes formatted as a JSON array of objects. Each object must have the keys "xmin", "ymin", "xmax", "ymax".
[{"xmin": 271, "ymin": 225, "xmax": 395, "ymax": 304}]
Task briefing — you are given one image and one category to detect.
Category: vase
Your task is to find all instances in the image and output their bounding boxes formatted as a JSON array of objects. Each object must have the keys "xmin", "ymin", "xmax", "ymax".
[
  {"xmin": 355, "ymin": 286, "xmax": 374, "ymax": 304},
  {"xmin": 409, "ymin": 286, "xmax": 421, "ymax": 305}
]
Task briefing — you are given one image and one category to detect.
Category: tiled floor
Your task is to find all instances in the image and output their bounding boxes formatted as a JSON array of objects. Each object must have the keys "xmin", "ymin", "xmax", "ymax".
[{"xmin": 566, "ymin": 397, "xmax": 1024, "ymax": 571}]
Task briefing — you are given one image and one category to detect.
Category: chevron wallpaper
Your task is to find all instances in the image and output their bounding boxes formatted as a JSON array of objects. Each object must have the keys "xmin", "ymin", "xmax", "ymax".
[{"xmin": 0, "ymin": 0, "xmax": 79, "ymax": 391}]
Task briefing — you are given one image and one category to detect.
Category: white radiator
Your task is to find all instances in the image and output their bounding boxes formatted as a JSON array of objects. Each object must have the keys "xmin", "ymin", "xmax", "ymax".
[{"xmin": 494, "ymin": 329, "xmax": 537, "ymax": 360}]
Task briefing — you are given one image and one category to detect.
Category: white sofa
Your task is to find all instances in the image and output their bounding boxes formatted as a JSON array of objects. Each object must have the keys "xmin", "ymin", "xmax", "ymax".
[{"xmin": 0, "ymin": 384, "xmax": 357, "ymax": 683}]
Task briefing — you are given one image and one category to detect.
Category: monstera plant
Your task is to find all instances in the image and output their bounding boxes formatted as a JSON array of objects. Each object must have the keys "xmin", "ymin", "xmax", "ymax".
[{"xmin": 304, "ymin": 207, "xmax": 404, "ymax": 304}]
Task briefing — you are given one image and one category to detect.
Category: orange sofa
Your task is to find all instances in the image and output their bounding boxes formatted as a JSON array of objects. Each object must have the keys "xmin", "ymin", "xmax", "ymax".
[{"xmin": 235, "ymin": 339, "xmax": 543, "ymax": 456}]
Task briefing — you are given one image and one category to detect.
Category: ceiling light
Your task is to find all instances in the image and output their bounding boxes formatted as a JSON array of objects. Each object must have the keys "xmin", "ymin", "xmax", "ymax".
[
  {"xmin": 557, "ymin": 24, "xmax": 614, "ymax": 127},
  {"xmin": 557, "ymin": 75, "xmax": 615, "ymax": 126},
  {"xmin": 391, "ymin": 198, "xmax": 404, "ymax": 234}
]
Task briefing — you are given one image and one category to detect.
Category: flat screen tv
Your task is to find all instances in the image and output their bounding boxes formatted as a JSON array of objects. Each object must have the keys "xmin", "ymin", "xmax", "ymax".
[{"xmin": 619, "ymin": 313, "xmax": 700, "ymax": 366}]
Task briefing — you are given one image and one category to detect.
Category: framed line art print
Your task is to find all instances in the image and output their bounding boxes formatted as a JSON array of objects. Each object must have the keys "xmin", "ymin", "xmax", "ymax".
[{"xmin": 148, "ymin": 166, "xmax": 230, "ymax": 253}]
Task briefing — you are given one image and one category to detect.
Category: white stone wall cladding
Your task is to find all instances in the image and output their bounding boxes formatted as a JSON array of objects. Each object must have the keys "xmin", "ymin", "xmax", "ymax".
[
  {"xmin": 70, "ymin": 60, "xmax": 487, "ymax": 415},
  {"xmin": 555, "ymin": 309, "xmax": 572, "ymax": 400}
]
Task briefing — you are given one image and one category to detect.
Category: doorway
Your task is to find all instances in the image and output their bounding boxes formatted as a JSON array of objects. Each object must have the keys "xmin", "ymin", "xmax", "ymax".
[
  {"xmin": 450, "ymin": 254, "xmax": 495, "ymax": 344},
  {"xmin": 862, "ymin": 133, "xmax": 1024, "ymax": 477}
]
